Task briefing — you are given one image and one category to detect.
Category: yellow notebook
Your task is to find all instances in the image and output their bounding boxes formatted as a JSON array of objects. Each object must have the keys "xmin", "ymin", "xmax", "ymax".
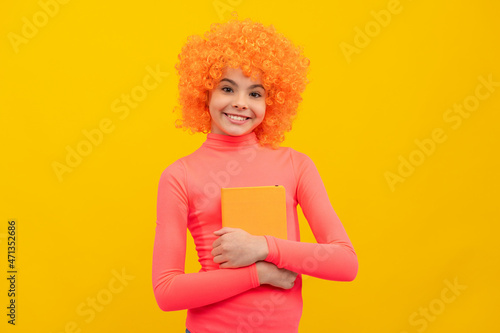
[{"xmin": 221, "ymin": 185, "xmax": 288, "ymax": 240}]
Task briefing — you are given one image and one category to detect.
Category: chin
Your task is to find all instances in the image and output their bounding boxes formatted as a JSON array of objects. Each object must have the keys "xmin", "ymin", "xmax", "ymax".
[{"xmin": 223, "ymin": 129, "xmax": 250, "ymax": 136}]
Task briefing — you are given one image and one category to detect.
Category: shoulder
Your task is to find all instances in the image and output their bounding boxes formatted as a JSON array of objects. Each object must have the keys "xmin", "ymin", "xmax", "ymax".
[
  {"xmin": 281, "ymin": 146, "xmax": 315, "ymax": 165},
  {"xmin": 282, "ymin": 147, "xmax": 321, "ymax": 183},
  {"xmin": 159, "ymin": 158, "xmax": 187, "ymax": 184},
  {"xmin": 158, "ymin": 144, "xmax": 205, "ymax": 179}
]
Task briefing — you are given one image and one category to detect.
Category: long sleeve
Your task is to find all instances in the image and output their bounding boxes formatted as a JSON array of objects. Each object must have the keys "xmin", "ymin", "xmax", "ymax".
[
  {"xmin": 153, "ymin": 132, "xmax": 356, "ymax": 331},
  {"xmin": 263, "ymin": 150, "xmax": 358, "ymax": 281},
  {"xmin": 152, "ymin": 160, "xmax": 260, "ymax": 311}
]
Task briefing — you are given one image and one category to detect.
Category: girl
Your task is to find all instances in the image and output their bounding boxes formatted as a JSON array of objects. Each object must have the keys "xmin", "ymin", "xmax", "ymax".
[{"xmin": 152, "ymin": 16, "xmax": 358, "ymax": 333}]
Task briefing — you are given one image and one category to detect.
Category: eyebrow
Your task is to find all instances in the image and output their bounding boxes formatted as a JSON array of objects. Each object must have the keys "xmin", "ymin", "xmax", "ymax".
[{"xmin": 219, "ymin": 78, "xmax": 265, "ymax": 91}]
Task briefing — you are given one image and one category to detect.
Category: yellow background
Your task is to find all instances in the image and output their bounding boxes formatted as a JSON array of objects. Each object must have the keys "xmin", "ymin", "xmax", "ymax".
[{"xmin": 1, "ymin": 0, "xmax": 499, "ymax": 332}]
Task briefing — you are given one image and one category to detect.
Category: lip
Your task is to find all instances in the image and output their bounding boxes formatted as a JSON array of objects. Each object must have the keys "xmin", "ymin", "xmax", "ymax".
[{"xmin": 223, "ymin": 112, "xmax": 250, "ymax": 124}]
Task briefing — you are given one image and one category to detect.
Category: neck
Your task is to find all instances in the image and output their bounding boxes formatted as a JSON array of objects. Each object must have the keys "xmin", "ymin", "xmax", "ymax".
[{"xmin": 203, "ymin": 131, "xmax": 259, "ymax": 149}]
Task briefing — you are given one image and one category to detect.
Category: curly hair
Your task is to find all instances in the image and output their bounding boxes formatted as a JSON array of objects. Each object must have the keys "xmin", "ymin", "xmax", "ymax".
[{"xmin": 173, "ymin": 15, "xmax": 310, "ymax": 149}]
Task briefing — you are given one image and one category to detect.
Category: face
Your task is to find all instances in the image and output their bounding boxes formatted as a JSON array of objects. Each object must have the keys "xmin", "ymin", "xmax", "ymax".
[{"xmin": 207, "ymin": 67, "xmax": 267, "ymax": 136}]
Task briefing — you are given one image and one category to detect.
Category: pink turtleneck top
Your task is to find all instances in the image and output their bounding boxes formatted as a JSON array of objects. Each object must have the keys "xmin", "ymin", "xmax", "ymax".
[{"xmin": 152, "ymin": 132, "xmax": 358, "ymax": 333}]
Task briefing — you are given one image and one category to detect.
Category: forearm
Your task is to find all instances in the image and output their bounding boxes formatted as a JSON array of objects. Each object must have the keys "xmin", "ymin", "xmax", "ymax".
[
  {"xmin": 263, "ymin": 236, "xmax": 358, "ymax": 281},
  {"xmin": 285, "ymin": 149, "xmax": 358, "ymax": 281},
  {"xmin": 153, "ymin": 263, "xmax": 260, "ymax": 311}
]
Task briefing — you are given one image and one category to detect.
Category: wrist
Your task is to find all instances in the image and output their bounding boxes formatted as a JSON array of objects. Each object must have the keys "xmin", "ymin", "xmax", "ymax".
[
  {"xmin": 255, "ymin": 261, "xmax": 267, "ymax": 285},
  {"xmin": 256, "ymin": 236, "xmax": 269, "ymax": 261}
]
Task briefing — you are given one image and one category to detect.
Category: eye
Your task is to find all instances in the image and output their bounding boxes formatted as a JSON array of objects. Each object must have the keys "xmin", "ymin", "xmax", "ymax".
[
  {"xmin": 221, "ymin": 86, "xmax": 233, "ymax": 93},
  {"xmin": 250, "ymin": 91, "xmax": 262, "ymax": 98}
]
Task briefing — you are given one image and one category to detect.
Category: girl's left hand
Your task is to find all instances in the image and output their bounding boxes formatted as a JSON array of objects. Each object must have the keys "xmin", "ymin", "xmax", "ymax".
[{"xmin": 211, "ymin": 227, "xmax": 269, "ymax": 268}]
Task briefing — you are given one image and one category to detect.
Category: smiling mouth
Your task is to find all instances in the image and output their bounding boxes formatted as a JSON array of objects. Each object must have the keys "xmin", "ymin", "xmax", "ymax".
[{"xmin": 223, "ymin": 113, "xmax": 251, "ymax": 121}]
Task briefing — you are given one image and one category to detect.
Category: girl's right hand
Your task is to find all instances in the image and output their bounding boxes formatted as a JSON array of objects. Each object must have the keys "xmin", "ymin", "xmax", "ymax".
[{"xmin": 256, "ymin": 261, "xmax": 297, "ymax": 290}]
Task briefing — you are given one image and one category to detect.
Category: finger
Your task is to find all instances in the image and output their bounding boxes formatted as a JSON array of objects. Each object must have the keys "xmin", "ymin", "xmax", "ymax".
[
  {"xmin": 213, "ymin": 227, "xmax": 237, "ymax": 236},
  {"xmin": 219, "ymin": 262, "xmax": 234, "ymax": 269},
  {"xmin": 213, "ymin": 254, "xmax": 226, "ymax": 264},
  {"xmin": 211, "ymin": 246, "xmax": 223, "ymax": 257},
  {"xmin": 212, "ymin": 237, "xmax": 222, "ymax": 249},
  {"xmin": 213, "ymin": 227, "xmax": 228, "ymax": 236}
]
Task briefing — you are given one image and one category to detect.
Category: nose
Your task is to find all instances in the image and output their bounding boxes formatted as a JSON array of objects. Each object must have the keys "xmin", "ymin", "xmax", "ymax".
[
  {"xmin": 232, "ymin": 93, "xmax": 248, "ymax": 110},
  {"xmin": 232, "ymin": 103, "xmax": 248, "ymax": 110}
]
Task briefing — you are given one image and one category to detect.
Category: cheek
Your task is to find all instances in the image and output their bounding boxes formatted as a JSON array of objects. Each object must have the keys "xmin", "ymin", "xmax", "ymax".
[
  {"xmin": 256, "ymin": 103, "xmax": 267, "ymax": 120},
  {"xmin": 209, "ymin": 92, "xmax": 229, "ymax": 110}
]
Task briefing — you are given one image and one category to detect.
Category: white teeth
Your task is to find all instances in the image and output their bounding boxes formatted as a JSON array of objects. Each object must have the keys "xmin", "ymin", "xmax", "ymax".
[{"xmin": 226, "ymin": 113, "xmax": 247, "ymax": 121}]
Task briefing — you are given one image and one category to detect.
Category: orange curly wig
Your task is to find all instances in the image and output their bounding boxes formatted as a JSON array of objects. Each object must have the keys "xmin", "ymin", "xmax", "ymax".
[{"xmin": 173, "ymin": 15, "xmax": 310, "ymax": 149}]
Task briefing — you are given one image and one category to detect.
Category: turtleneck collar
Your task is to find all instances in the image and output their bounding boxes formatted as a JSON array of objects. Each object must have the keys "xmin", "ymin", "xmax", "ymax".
[{"xmin": 202, "ymin": 131, "xmax": 259, "ymax": 149}]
